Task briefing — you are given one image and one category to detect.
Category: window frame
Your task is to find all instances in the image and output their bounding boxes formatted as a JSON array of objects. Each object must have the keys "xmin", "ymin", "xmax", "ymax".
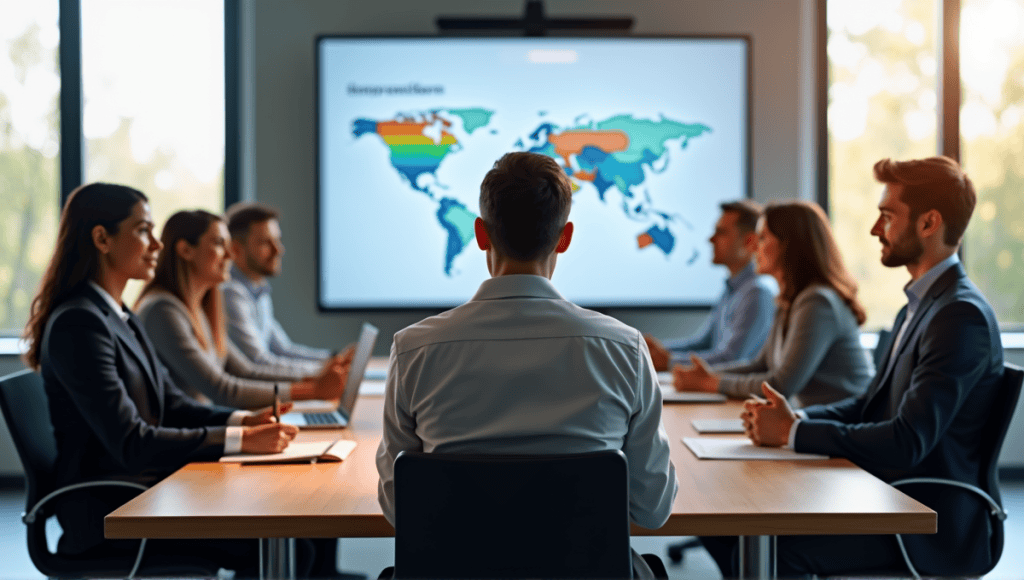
[
  {"xmin": 0, "ymin": 0, "xmax": 238, "ymax": 343},
  {"xmin": 57, "ymin": 0, "xmax": 239, "ymax": 208},
  {"xmin": 820, "ymin": 0, "xmax": 1024, "ymax": 334}
]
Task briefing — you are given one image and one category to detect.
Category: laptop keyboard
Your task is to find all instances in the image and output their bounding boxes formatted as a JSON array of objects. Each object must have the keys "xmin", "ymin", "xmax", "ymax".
[{"xmin": 303, "ymin": 412, "xmax": 344, "ymax": 425}]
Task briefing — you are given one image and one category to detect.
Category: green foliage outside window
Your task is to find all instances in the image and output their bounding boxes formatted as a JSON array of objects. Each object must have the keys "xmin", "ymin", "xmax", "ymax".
[{"xmin": 0, "ymin": 19, "xmax": 59, "ymax": 335}]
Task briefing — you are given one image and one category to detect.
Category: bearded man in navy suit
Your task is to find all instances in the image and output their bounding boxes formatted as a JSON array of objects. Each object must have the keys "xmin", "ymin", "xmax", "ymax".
[{"xmin": 712, "ymin": 156, "xmax": 1004, "ymax": 577}]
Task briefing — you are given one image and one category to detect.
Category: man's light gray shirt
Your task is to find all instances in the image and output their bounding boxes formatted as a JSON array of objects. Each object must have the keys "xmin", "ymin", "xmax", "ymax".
[
  {"xmin": 222, "ymin": 265, "xmax": 329, "ymax": 375},
  {"xmin": 375, "ymin": 275, "xmax": 678, "ymax": 531},
  {"xmin": 664, "ymin": 262, "xmax": 777, "ymax": 365}
]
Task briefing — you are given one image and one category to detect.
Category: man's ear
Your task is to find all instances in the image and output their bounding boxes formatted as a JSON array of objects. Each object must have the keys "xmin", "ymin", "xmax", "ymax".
[
  {"xmin": 555, "ymin": 222, "xmax": 573, "ymax": 254},
  {"xmin": 229, "ymin": 238, "xmax": 245, "ymax": 259},
  {"xmin": 741, "ymin": 230, "xmax": 758, "ymax": 253},
  {"xmin": 92, "ymin": 225, "xmax": 110, "ymax": 254},
  {"xmin": 917, "ymin": 209, "xmax": 944, "ymax": 240},
  {"xmin": 474, "ymin": 218, "xmax": 491, "ymax": 251}
]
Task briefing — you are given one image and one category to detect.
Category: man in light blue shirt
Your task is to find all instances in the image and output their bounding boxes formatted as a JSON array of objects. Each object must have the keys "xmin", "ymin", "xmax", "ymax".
[
  {"xmin": 376, "ymin": 152, "xmax": 678, "ymax": 578},
  {"xmin": 223, "ymin": 203, "xmax": 332, "ymax": 376},
  {"xmin": 644, "ymin": 200, "xmax": 777, "ymax": 371}
]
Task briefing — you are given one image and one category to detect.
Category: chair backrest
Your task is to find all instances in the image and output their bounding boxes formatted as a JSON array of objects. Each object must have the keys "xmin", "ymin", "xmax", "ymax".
[
  {"xmin": 0, "ymin": 370, "xmax": 57, "ymax": 505},
  {"xmin": 393, "ymin": 450, "xmax": 632, "ymax": 579},
  {"xmin": 983, "ymin": 363, "xmax": 1024, "ymax": 564},
  {"xmin": 0, "ymin": 369, "xmax": 64, "ymax": 573}
]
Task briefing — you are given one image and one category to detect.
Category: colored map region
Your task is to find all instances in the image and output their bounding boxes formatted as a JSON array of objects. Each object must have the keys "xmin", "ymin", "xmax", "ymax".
[
  {"xmin": 447, "ymin": 108, "xmax": 495, "ymax": 134},
  {"xmin": 637, "ymin": 225, "xmax": 675, "ymax": 254},
  {"xmin": 436, "ymin": 198, "xmax": 477, "ymax": 276},
  {"xmin": 352, "ymin": 109, "xmax": 711, "ymax": 277},
  {"xmin": 353, "ymin": 108, "xmax": 495, "ymax": 276},
  {"xmin": 522, "ymin": 114, "xmax": 711, "ymax": 257},
  {"xmin": 353, "ymin": 113, "xmax": 462, "ymax": 197}
]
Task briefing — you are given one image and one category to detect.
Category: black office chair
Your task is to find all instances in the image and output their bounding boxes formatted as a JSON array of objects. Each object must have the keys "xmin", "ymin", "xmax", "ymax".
[
  {"xmin": 0, "ymin": 369, "xmax": 214, "ymax": 579},
  {"xmin": 389, "ymin": 449, "xmax": 643, "ymax": 579},
  {"xmin": 891, "ymin": 362, "xmax": 1023, "ymax": 579}
]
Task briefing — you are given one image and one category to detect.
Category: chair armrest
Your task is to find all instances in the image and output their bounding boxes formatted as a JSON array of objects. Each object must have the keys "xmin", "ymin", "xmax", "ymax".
[
  {"xmin": 890, "ymin": 477, "xmax": 1007, "ymax": 521},
  {"xmin": 22, "ymin": 480, "xmax": 151, "ymax": 579},
  {"xmin": 23, "ymin": 480, "xmax": 149, "ymax": 525}
]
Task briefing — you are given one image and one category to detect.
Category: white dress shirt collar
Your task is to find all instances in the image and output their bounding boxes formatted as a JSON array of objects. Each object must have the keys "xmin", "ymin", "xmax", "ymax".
[
  {"xmin": 470, "ymin": 274, "xmax": 566, "ymax": 302},
  {"xmin": 904, "ymin": 252, "xmax": 960, "ymax": 308},
  {"xmin": 88, "ymin": 280, "xmax": 130, "ymax": 322}
]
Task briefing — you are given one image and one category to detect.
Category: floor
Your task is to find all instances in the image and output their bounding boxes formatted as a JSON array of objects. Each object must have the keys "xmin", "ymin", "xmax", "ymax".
[{"xmin": 2, "ymin": 481, "xmax": 1022, "ymax": 579}]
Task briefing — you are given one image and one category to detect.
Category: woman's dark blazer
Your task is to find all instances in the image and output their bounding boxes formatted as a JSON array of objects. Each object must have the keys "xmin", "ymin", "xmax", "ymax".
[{"xmin": 40, "ymin": 284, "xmax": 236, "ymax": 554}]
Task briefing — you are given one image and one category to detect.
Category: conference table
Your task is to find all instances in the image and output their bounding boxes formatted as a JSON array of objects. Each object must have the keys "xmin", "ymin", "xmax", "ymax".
[{"xmin": 106, "ymin": 370, "xmax": 935, "ymax": 580}]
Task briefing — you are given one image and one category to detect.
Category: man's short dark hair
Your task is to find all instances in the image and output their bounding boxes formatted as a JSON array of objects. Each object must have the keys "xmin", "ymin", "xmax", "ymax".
[
  {"xmin": 479, "ymin": 152, "xmax": 572, "ymax": 261},
  {"xmin": 225, "ymin": 202, "xmax": 279, "ymax": 240},
  {"xmin": 873, "ymin": 156, "xmax": 976, "ymax": 246},
  {"xmin": 719, "ymin": 199, "xmax": 763, "ymax": 234}
]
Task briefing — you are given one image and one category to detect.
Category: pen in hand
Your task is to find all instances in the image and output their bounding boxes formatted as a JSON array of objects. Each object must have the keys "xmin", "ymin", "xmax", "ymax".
[{"xmin": 273, "ymin": 384, "xmax": 281, "ymax": 423}]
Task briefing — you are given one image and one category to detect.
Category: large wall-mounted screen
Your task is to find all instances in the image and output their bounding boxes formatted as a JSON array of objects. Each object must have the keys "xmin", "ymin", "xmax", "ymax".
[{"xmin": 317, "ymin": 36, "xmax": 750, "ymax": 309}]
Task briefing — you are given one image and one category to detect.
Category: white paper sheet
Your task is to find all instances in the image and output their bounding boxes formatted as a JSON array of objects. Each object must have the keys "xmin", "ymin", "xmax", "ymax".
[
  {"xmin": 661, "ymin": 387, "xmax": 727, "ymax": 403},
  {"xmin": 683, "ymin": 437, "xmax": 829, "ymax": 460},
  {"xmin": 691, "ymin": 419, "xmax": 745, "ymax": 433}
]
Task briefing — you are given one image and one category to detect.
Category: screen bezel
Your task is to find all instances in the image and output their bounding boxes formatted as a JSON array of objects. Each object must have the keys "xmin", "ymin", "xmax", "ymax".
[{"xmin": 314, "ymin": 34, "xmax": 753, "ymax": 313}]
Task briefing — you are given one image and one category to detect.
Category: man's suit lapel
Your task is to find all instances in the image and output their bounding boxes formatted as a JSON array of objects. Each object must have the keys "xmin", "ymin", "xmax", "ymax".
[
  {"xmin": 862, "ymin": 264, "xmax": 965, "ymax": 414},
  {"xmin": 864, "ymin": 306, "xmax": 906, "ymax": 404}
]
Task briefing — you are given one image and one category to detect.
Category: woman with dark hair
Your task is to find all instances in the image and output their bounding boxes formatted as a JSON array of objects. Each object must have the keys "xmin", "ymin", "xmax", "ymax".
[
  {"xmin": 24, "ymin": 183, "xmax": 297, "ymax": 574},
  {"xmin": 133, "ymin": 209, "xmax": 349, "ymax": 409},
  {"xmin": 673, "ymin": 200, "xmax": 873, "ymax": 407}
]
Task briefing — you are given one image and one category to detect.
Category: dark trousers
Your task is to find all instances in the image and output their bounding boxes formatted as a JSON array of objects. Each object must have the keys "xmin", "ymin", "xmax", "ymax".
[{"xmin": 700, "ymin": 534, "xmax": 907, "ymax": 578}]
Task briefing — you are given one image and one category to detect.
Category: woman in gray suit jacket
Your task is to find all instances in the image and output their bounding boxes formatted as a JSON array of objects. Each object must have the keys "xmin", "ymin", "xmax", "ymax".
[
  {"xmin": 674, "ymin": 200, "xmax": 873, "ymax": 407},
  {"xmin": 134, "ymin": 210, "xmax": 351, "ymax": 410}
]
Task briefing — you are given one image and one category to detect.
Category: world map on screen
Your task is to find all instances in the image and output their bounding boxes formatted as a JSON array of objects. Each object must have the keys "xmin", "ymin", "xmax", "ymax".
[{"xmin": 352, "ymin": 108, "xmax": 711, "ymax": 277}]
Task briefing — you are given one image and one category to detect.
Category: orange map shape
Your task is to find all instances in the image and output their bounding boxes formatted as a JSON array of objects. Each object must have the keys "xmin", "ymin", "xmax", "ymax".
[
  {"xmin": 547, "ymin": 130, "xmax": 630, "ymax": 180},
  {"xmin": 376, "ymin": 113, "xmax": 455, "ymax": 141}
]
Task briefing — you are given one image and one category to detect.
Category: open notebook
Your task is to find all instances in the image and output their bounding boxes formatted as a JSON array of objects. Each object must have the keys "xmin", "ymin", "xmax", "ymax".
[{"xmin": 220, "ymin": 440, "xmax": 357, "ymax": 464}]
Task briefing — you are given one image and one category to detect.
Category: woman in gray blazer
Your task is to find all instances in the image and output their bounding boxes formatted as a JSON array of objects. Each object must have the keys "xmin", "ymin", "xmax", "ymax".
[
  {"xmin": 134, "ymin": 210, "xmax": 351, "ymax": 409},
  {"xmin": 674, "ymin": 200, "xmax": 873, "ymax": 407}
]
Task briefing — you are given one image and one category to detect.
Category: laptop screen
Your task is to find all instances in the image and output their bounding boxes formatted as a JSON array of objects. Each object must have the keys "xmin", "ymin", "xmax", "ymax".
[{"xmin": 339, "ymin": 322, "xmax": 379, "ymax": 416}]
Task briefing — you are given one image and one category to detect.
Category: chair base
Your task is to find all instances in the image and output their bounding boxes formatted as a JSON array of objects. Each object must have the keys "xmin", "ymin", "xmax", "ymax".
[{"xmin": 666, "ymin": 537, "xmax": 702, "ymax": 565}]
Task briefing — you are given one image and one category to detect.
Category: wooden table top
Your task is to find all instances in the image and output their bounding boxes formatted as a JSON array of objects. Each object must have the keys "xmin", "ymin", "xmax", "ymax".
[{"xmin": 106, "ymin": 395, "xmax": 935, "ymax": 540}]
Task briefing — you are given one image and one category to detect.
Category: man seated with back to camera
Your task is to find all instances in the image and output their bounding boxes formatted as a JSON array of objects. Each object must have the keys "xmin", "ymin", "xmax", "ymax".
[
  {"xmin": 714, "ymin": 156, "xmax": 1004, "ymax": 578},
  {"xmin": 644, "ymin": 200, "xmax": 777, "ymax": 371},
  {"xmin": 375, "ymin": 151, "xmax": 678, "ymax": 579}
]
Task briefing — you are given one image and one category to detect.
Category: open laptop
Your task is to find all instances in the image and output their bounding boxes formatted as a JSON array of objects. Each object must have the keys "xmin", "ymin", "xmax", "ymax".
[
  {"xmin": 281, "ymin": 322, "xmax": 379, "ymax": 429},
  {"xmin": 657, "ymin": 372, "xmax": 727, "ymax": 403}
]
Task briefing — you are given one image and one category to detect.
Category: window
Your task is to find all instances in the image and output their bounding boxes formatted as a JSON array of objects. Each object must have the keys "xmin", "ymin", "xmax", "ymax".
[
  {"xmin": 82, "ymin": 0, "xmax": 225, "ymax": 304},
  {"xmin": 0, "ymin": 1, "xmax": 60, "ymax": 336},
  {"xmin": 827, "ymin": 0, "xmax": 939, "ymax": 331},
  {"xmin": 828, "ymin": 0, "xmax": 1024, "ymax": 332},
  {"xmin": 961, "ymin": 0, "xmax": 1024, "ymax": 330}
]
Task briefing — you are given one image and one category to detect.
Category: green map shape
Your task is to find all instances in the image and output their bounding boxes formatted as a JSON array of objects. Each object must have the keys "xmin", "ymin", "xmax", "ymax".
[
  {"xmin": 447, "ymin": 108, "xmax": 496, "ymax": 135},
  {"xmin": 594, "ymin": 114, "xmax": 712, "ymax": 164}
]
